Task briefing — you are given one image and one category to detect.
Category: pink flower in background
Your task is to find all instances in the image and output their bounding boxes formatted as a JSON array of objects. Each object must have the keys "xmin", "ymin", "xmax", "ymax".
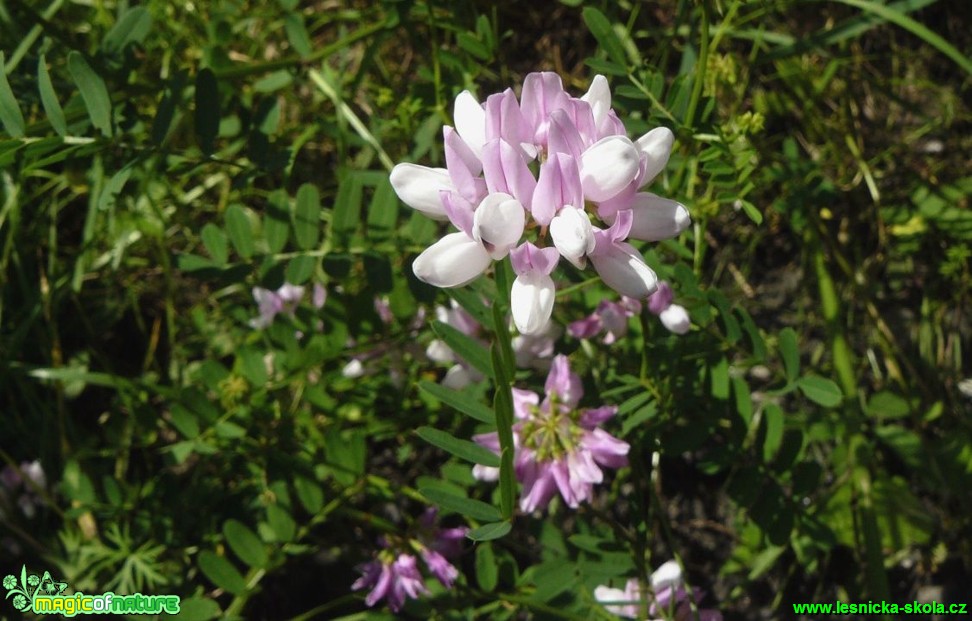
[
  {"xmin": 594, "ymin": 561, "xmax": 723, "ymax": 621},
  {"xmin": 473, "ymin": 355, "xmax": 629, "ymax": 512},
  {"xmin": 390, "ymin": 72, "xmax": 690, "ymax": 335},
  {"xmin": 427, "ymin": 300, "xmax": 555, "ymax": 387},
  {"xmin": 569, "ymin": 296, "xmax": 642, "ymax": 344},
  {"xmin": 249, "ymin": 282, "xmax": 327, "ymax": 331},
  {"xmin": 249, "ymin": 283, "xmax": 305, "ymax": 329},
  {"xmin": 353, "ymin": 509, "xmax": 467, "ymax": 612},
  {"xmin": 646, "ymin": 282, "xmax": 691, "ymax": 335},
  {"xmin": 353, "ymin": 553, "xmax": 428, "ymax": 612},
  {"xmin": 0, "ymin": 460, "xmax": 47, "ymax": 519}
]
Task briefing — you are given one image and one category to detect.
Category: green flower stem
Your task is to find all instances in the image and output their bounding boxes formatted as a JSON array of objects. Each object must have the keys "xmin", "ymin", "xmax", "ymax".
[
  {"xmin": 491, "ymin": 262, "xmax": 518, "ymax": 522},
  {"xmin": 683, "ymin": 0, "xmax": 711, "ymax": 130}
]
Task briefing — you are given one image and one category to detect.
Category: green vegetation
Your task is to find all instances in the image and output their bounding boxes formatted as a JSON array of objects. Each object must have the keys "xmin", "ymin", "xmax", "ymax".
[{"xmin": 0, "ymin": 0, "xmax": 968, "ymax": 618}]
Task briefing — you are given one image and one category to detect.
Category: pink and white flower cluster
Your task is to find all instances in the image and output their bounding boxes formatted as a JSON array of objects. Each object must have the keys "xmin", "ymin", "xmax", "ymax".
[
  {"xmin": 352, "ymin": 509, "xmax": 467, "ymax": 612},
  {"xmin": 569, "ymin": 295, "xmax": 643, "ymax": 344},
  {"xmin": 390, "ymin": 72, "xmax": 690, "ymax": 335},
  {"xmin": 595, "ymin": 560, "xmax": 723, "ymax": 620},
  {"xmin": 0, "ymin": 460, "xmax": 47, "ymax": 519},
  {"xmin": 248, "ymin": 282, "xmax": 326, "ymax": 329},
  {"xmin": 427, "ymin": 300, "xmax": 559, "ymax": 388},
  {"xmin": 647, "ymin": 282, "xmax": 691, "ymax": 335},
  {"xmin": 473, "ymin": 355, "xmax": 629, "ymax": 512}
]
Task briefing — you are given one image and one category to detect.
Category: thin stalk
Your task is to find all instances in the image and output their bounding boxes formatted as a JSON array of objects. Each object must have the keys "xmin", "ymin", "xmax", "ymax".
[{"xmin": 683, "ymin": 0, "xmax": 711, "ymax": 130}]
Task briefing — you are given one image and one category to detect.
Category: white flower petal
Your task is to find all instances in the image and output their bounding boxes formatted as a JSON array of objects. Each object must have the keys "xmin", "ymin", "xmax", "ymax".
[
  {"xmin": 590, "ymin": 242, "xmax": 658, "ymax": 299},
  {"xmin": 635, "ymin": 127, "xmax": 675, "ymax": 187},
  {"xmin": 510, "ymin": 271, "xmax": 556, "ymax": 335},
  {"xmin": 473, "ymin": 193, "xmax": 526, "ymax": 259},
  {"xmin": 549, "ymin": 206, "xmax": 595, "ymax": 269},
  {"xmin": 659, "ymin": 304, "xmax": 691, "ymax": 334},
  {"xmin": 389, "ymin": 163, "xmax": 452, "ymax": 220},
  {"xmin": 454, "ymin": 90, "xmax": 486, "ymax": 159},
  {"xmin": 650, "ymin": 560, "xmax": 683, "ymax": 591},
  {"xmin": 425, "ymin": 339, "xmax": 455, "ymax": 364},
  {"xmin": 580, "ymin": 74, "xmax": 611, "ymax": 128},
  {"xmin": 579, "ymin": 136, "xmax": 641, "ymax": 202},
  {"xmin": 442, "ymin": 365, "xmax": 473, "ymax": 389},
  {"xmin": 412, "ymin": 232, "xmax": 492, "ymax": 288},
  {"xmin": 625, "ymin": 193, "xmax": 691, "ymax": 241}
]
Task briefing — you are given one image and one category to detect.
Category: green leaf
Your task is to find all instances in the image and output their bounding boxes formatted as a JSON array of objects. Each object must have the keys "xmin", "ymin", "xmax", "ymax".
[
  {"xmin": 169, "ymin": 405, "xmax": 200, "ymax": 439},
  {"xmin": 265, "ymin": 190, "xmax": 291, "ymax": 253},
  {"xmin": 416, "ymin": 426, "xmax": 500, "ymax": 467},
  {"xmin": 740, "ymin": 200, "xmax": 763, "ymax": 225},
  {"xmin": 446, "ymin": 286, "xmax": 493, "ymax": 329},
  {"xmin": 223, "ymin": 519, "xmax": 268, "ymax": 568},
  {"xmin": 457, "ymin": 32, "xmax": 490, "ymax": 61},
  {"xmin": 709, "ymin": 290, "xmax": 741, "ymax": 343},
  {"xmin": 531, "ymin": 560, "xmax": 578, "ymax": 602},
  {"xmin": 466, "ymin": 521, "xmax": 512, "ymax": 541},
  {"xmin": 762, "ymin": 404, "xmax": 785, "ymax": 463},
  {"xmin": 867, "ymin": 391, "xmax": 910, "ymax": 419},
  {"xmin": 419, "ymin": 486, "xmax": 502, "ymax": 522},
  {"xmin": 284, "ymin": 14, "xmax": 313, "ymax": 58},
  {"xmin": 710, "ymin": 356, "xmax": 729, "ymax": 399},
  {"xmin": 237, "ymin": 346, "xmax": 268, "ymax": 386},
  {"xmin": 294, "ymin": 476, "xmax": 324, "ymax": 514},
  {"xmin": 737, "ymin": 307, "xmax": 767, "ymax": 362},
  {"xmin": 224, "ymin": 204, "xmax": 254, "ymax": 259},
  {"xmin": 197, "ymin": 551, "xmax": 246, "ymax": 595},
  {"xmin": 778, "ymin": 327, "xmax": 800, "ymax": 383},
  {"xmin": 293, "ymin": 183, "xmax": 320, "ymax": 250},
  {"xmin": 418, "ymin": 380, "xmax": 494, "ymax": 424},
  {"xmin": 732, "ymin": 376, "xmax": 753, "ymax": 425},
  {"xmin": 151, "ymin": 75, "xmax": 180, "ymax": 146},
  {"xmin": 38, "ymin": 55, "xmax": 67, "ymax": 137},
  {"xmin": 0, "ymin": 53, "xmax": 25, "ymax": 138},
  {"xmin": 366, "ymin": 177, "xmax": 399, "ymax": 239},
  {"xmin": 67, "ymin": 51, "xmax": 113, "ymax": 137},
  {"xmin": 173, "ymin": 596, "xmax": 221, "ymax": 621},
  {"xmin": 200, "ymin": 223, "xmax": 229, "ymax": 265},
  {"xmin": 490, "ymin": 343, "xmax": 516, "ymax": 521},
  {"xmin": 332, "ymin": 171, "xmax": 363, "ymax": 236},
  {"xmin": 194, "ymin": 68, "xmax": 219, "ymax": 155},
  {"xmin": 797, "ymin": 375, "xmax": 843, "ymax": 408},
  {"xmin": 582, "ymin": 7, "xmax": 627, "ymax": 67},
  {"xmin": 476, "ymin": 543, "xmax": 498, "ymax": 591},
  {"xmin": 102, "ymin": 6, "xmax": 153, "ymax": 56},
  {"xmin": 432, "ymin": 320, "xmax": 494, "ymax": 380},
  {"xmin": 285, "ymin": 255, "xmax": 315, "ymax": 284},
  {"xmin": 874, "ymin": 425, "xmax": 923, "ymax": 469},
  {"xmin": 266, "ymin": 504, "xmax": 296, "ymax": 542}
]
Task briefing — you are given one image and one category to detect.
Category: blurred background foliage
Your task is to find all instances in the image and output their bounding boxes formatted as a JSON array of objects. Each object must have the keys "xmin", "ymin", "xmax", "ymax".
[{"xmin": 0, "ymin": 0, "xmax": 969, "ymax": 618}]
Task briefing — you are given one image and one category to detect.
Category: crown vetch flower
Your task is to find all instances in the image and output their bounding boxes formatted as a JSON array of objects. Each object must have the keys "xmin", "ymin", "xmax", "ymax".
[
  {"xmin": 594, "ymin": 561, "xmax": 723, "ymax": 621},
  {"xmin": 391, "ymin": 72, "xmax": 690, "ymax": 335},
  {"xmin": 473, "ymin": 354, "xmax": 629, "ymax": 512},
  {"xmin": 646, "ymin": 282, "xmax": 691, "ymax": 335},
  {"xmin": 569, "ymin": 296, "xmax": 642, "ymax": 344},
  {"xmin": 353, "ymin": 509, "xmax": 468, "ymax": 612}
]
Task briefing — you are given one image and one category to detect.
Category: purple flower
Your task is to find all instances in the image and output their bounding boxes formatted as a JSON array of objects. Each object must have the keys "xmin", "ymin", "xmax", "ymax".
[
  {"xmin": 474, "ymin": 355, "xmax": 629, "ymax": 512},
  {"xmin": 390, "ymin": 73, "xmax": 690, "ymax": 335},
  {"xmin": 594, "ymin": 561, "xmax": 723, "ymax": 621},
  {"xmin": 353, "ymin": 509, "xmax": 468, "ymax": 612},
  {"xmin": 353, "ymin": 553, "xmax": 428, "ymax": 612},
  {"xmin": 646, "ymin": 282, "xmax": 691, "ymax": 335},
  {"xmin": 568, "ymin": 297, "xmax": 642, "ymax": 344},
  {"xmin": 248, "ymin": 283, "xmax": 305, "ymax": 329}
]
